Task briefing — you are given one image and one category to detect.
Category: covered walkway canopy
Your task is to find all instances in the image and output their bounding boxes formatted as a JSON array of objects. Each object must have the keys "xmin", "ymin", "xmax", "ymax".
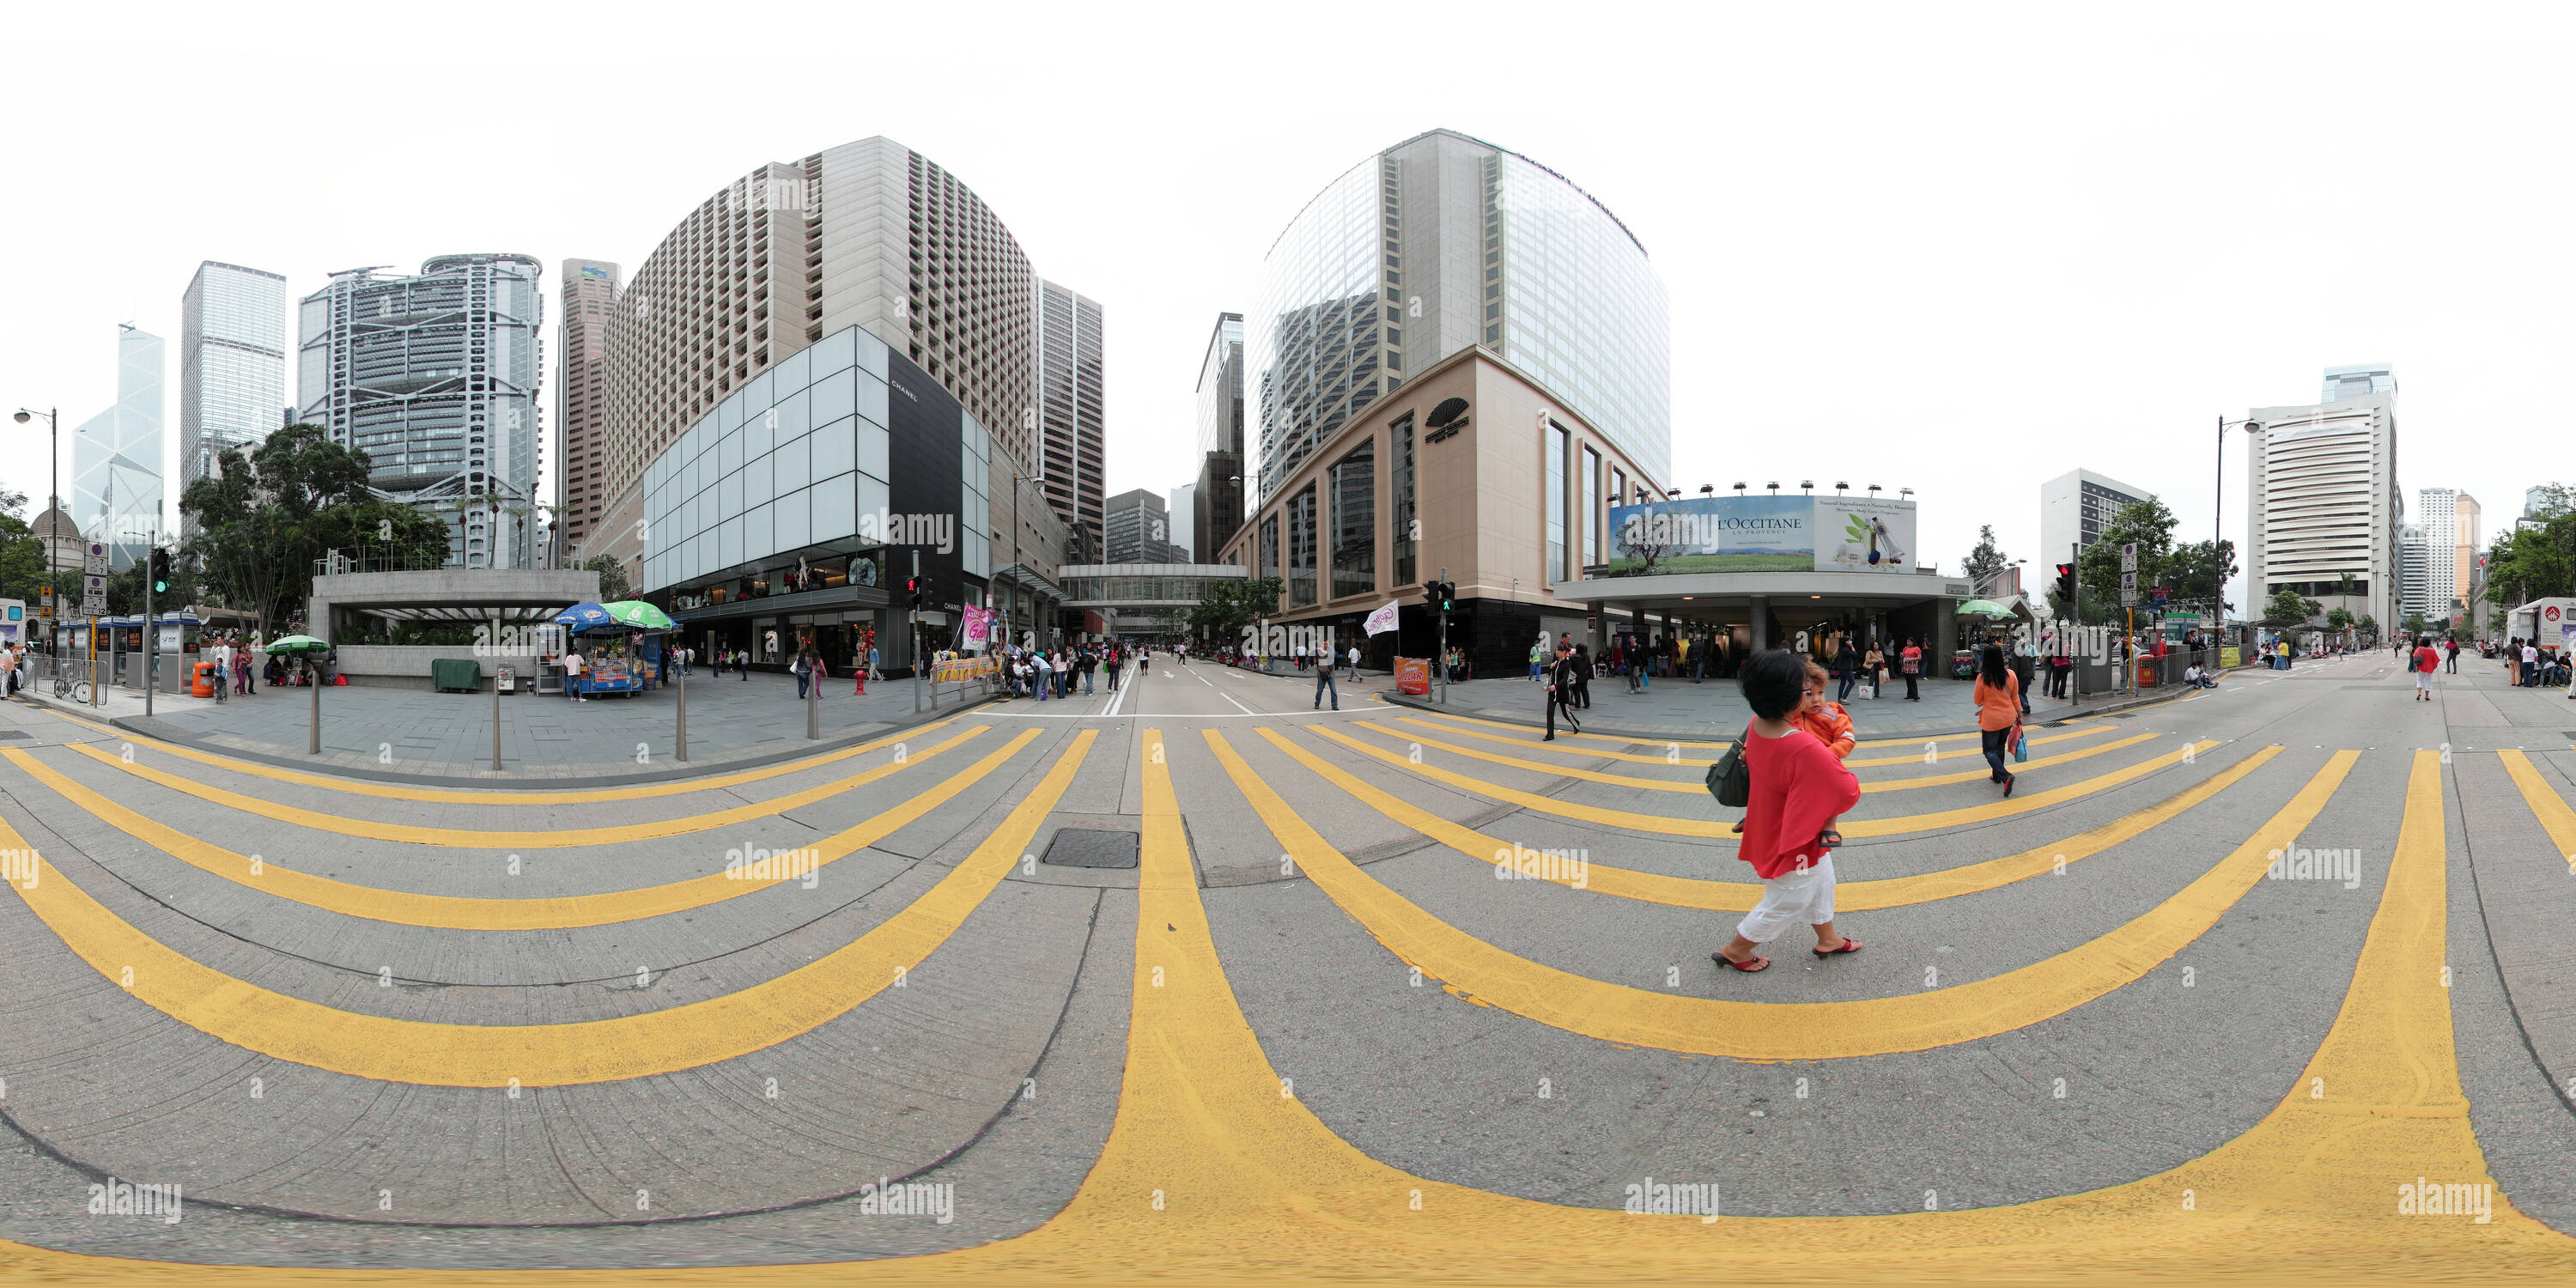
[{"xmin": 1552, "ymin": 568, "xmax": 1973, "ymax": 654}]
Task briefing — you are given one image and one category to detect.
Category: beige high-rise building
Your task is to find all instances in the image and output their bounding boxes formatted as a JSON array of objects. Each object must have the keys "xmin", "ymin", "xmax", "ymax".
[
  {"xmin": 580, "ymin": 137, "xmax": 1056, "ymax": 580},
  {"xmin": 2451, "ymin": 492, "xmax": 2480, "ymax": 625},
  {"xmin": 556, "ymin": 259, "xmax": 619, "ymax": 562}
]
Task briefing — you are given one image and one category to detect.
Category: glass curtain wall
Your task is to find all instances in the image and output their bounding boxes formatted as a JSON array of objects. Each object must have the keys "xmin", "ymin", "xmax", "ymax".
[
  {"xmin": 1391, "ymin": 414, "xmax": 1417, "ymax": 589},
  {"xmin": 1287, "ymin": 485, "xmax": 1317, "ymax": 606},
  {"xmin": 1581, "ymin": 444, "xmax": 1600, "ymax": 571},
  {"xmin": 1331, "ymin": 440, "xmax": 1375, "ymax": 598},
  {"xmin": 1546, "ymin": 422, "xmax": 1568, "ymax": 581}
]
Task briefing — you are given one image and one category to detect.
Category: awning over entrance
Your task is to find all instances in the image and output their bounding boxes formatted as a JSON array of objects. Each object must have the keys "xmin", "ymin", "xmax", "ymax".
[{"xmin": 1551, "ymin": 568, "xmax": 1971, "ymax": 612}]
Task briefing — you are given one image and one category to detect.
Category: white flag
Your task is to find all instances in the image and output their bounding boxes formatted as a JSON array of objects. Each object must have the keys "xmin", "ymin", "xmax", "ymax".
[{"xmin": 1364, "ymin": 601, "xmax": 1400, "ymax": 636}]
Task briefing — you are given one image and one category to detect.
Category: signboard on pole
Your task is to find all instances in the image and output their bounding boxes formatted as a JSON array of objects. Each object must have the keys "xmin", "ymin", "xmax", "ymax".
[
  {"xmin": 82, "ymin": 573, "xmax": 106, "ymax": 617},
  {"xmin": 1395, "ymin": 657, "xmax": 1431, "ymax": 696},
  {"xmin": 83, "ymin": 542, "xmax": 108, "ymax": 576},
  {"xmin": 2119, "ymin": 568, "xmax": 2139, "ymax": 607}
]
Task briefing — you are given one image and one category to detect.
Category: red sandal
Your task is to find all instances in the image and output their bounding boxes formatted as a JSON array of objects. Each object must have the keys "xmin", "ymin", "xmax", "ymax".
[
  {"xmin": 1813, "ymin": 937, "xmax": 1862, "ymax": 957},
  {"xmin": 1714, "ymin": 951, "xmax": 1771, "ymax": 972}
]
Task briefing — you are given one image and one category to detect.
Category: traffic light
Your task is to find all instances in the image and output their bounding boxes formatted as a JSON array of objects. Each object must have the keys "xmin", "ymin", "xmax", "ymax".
[
  {"xmin": 1422, "ymin": 580, "xmax": 1441, "ymax": 606},
  {"xmin": 1437, "ymin": 580, "xmax": 1455, "ymax": 612},
  {"xmin": 2054, "ymin": 562, "xmax": 2076, "ymax": 605},
  {"xmin": 906, "ymin": 576, "xmax": 923, "ymax": 611},
  {"xmin": 149, "ymin": 548, "xmax": 171, "ymax": 596}
]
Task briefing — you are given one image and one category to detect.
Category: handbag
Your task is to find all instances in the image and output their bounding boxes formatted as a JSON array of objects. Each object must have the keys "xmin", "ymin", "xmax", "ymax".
[
  {"xmin": 1901, "ymin": 655, "xmax": 1919, "ymax": 676},
  {"xmin": 2012, "ymin": 722, "xmax": 2028, "ymax": 762},
  {"xmin": 1705, "ymin": 732, "xmax": 1752, "ymax": 808}
]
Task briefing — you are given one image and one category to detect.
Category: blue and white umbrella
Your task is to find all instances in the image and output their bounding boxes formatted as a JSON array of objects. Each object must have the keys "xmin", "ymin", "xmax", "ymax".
[{"xmin": 554, "ymin": 602, "xmax": 617, "ymax": 632}]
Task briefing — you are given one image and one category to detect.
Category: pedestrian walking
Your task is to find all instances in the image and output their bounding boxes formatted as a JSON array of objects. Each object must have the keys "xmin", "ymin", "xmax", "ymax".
[
  {"xmin": 1347, "ymin": 643, "xmax": 1361, "ymax": 676},
  {"xmin": 2010, "ymin": 641, "xmax": 2035, "ymax": 715},
  {"xmin": 1529, "ymin": 639, "xmax": 1545, "ymax": 683},
  {"xmin": 2521, "ymin": 639, "xmax": 2539, "ymax": 687},
  {"xmin": 1713, "ymin": 649, "xmax": 1863, "ymax": 974},
  {"xmin": 2444, "ymin": 637, "xmax": 2458, "ymax": 673},
  {"xmin": 564, "ymin": 647, "xmax": 586, "ymax": 702},
  {"xmin": 1104, "ymin": 645, "xmax": 1121, "ymax": 692},
  {"xmin": 1539, "ymin": 641, "xmax": 1581, "ymax": 738},
  {"xmin": 1899, "ymin": 636, "xmax": 1923, "ymax": 701},
  {"xmin": 1313, "ymin": 646, "xmax": 1340, "ymax": 709},
  {"xmin": 2409, "ymin": 635, "xmax": 2439, "ymax": 702},
  {"xmin": 1974, "ymin": 645, "xmax": 2020, "ymax": 796},
  {"xmin": 853, "ymin": 646, "xmax": 867, "ymax": 696},
  {"xmin": 1572, "ymin": 644, "xmax": 1595, "ymax": 708}
]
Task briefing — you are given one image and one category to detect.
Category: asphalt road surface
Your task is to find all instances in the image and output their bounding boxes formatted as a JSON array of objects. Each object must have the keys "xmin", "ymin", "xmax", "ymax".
[{"xmin": 3, "ymin": 649, "xmax": 2575, "ymax": 1282}]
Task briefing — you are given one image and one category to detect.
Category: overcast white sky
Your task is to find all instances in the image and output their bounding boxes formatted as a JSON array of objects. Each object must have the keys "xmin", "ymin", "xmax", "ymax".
[{"xmin": 5, "ymin": 2, "xmax": 2570, "ymax": 613}]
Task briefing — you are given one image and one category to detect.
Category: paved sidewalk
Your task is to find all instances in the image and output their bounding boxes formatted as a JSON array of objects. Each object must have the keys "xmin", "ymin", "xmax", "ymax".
[{"xmin": 13, "ymin": 665, "xmax": 997, "ymax": 784}]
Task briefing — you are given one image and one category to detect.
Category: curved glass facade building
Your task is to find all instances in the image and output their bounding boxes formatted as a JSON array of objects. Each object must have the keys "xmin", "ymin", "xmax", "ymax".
[{"xmin": 1251, "ymin": 129, "xmax": 1669, "ymax": 500}]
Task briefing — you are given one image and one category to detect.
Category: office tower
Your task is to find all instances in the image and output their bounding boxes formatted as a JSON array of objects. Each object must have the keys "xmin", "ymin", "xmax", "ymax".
[
  {"xmin": 70, "ymin": 324, "xmax": 164, "ymax": 569},
  {"xmin": 178, "ymin": 262, "xmax": 287, "ymax": 539},
  {"xmin": 297, "ymin": 254, "xmax": 544, "ymax": 568},
  {"xmin": 589, "ymin": 139, "xmax": 1057, "ymax": 577},
  {"xmin": 1251, "ymin": 129, "xmax": 1669, "ymax": 500},
  {"xmin": 2247, "ymin": 368, "xmax": 2401, "ymax": 629},
  {"xmin": 2415, "ymin": 487, "xmax": 2466, "ymax": 621},
  {"xmin": 558, "ymin": 259, "xmax": 620, "ymax": 561},
  {"xmin": 1167, "ymin": 483, "xmax": 1196, "ymax": 563},
  {"xmin": 2397, "ymin": 522, "xmax": 2432, "ymax": 623},
  {"xmin": 1036, "ymin": 279, "xmax": 1105, "ymax": 556},
  {"xmin": 1193, "ymin": 313, "xmax": 1245, "ymax": 566},
  {"xmin": 1104, "ymin": 488, "xmax": 1180, "ymax": 563},
  {"xmin": 2038, "ymin": 469, "xmax": 2154, "ymax": 566},
  {"xmin": 2322, "ymin": 363, "xmax": 2396, "ymax": 403}
]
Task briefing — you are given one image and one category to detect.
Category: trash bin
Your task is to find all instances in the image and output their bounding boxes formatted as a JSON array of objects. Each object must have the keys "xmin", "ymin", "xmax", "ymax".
[
  {"xmin": 430, "ymin": 658, "xmax": 484, "ymax": 692},
  {"xmin": 191, "ymin": 659, "xmax": 216, "ymax": 698}
]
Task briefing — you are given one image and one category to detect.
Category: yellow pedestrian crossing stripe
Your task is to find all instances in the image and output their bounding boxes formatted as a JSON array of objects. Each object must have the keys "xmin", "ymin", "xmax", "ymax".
[
  {"xmin": 0, "ymin": 731, "xmax": 1094, "ymax": 1086},
  {"xmin": 1314, "ymin": 723, "xmax": 2225, "ymax": 839},
  {"xmin": 2, "ymin": 744, "xmax": 2573, "ymax": 1280},
  {"xmin": 1398, "ymin": 712, "xmax": 2115, "ymax": 768},
  {"xmin": 2, "ymin": 730, "xmax": 1038, "ymax": 930},
  {"xmin": 1215, "ymin": 730, "xmax": 2354, "ymax": 1060},
  {"xmin": 60, "ymin": 725, "xmax": 994, "ymax": 849},
  {"xmin": 2497, "ymin": 750, "xmax": 2576, "ymax": 860},
  {"xmin": 35, "ymin": 705, "xmax": 955, "ymax": 804},
  {"xmin": 1371, "ymin": 720, "xmax": 2157, "ymax": 793},
  {"xmin": 1262, "ymin": 727, "xmax": 2283, "ymax": 911}
]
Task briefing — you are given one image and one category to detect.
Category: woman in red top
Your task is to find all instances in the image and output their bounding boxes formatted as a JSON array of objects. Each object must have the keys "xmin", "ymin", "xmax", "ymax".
[
  {"xmin": 1899, "ymin": 637, "xmax": 1923, "ymax": 701},
  {"xmin": 2411, "ymin": 635, "xmax": 2440, "ymax": 701},
  {"xmin": 1715, "ymin": 650, "xmax": 1864, "ymax": 974},
  {"xmin": 1973, "ymin": 645, "xmax": 2020, "ymax": 795}
]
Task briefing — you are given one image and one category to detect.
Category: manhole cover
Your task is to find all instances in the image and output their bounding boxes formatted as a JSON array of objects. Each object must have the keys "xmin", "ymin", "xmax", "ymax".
[{"xmin": 1042, "ymin": 827, "xmax": 1139, "ymax": 869}]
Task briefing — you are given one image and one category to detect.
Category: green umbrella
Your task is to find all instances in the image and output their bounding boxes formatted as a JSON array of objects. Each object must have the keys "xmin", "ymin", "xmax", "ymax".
[
  {"xmin": 264, "ymin": 634, "xmax": 330, "ymax": 653},
  {"xmin": 1955, "ymin": 599, "xmax": 2015, "ymax": 618},
  {"xmin": 601, "ymin": 600, "xmax": 675, "ymax": 631}
]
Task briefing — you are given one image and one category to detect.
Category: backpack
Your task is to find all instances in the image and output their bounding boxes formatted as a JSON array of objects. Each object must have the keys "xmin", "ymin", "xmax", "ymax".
[{"xmin": 1704, "ymin": 729, "xmax": 1752, "ymax": 808}]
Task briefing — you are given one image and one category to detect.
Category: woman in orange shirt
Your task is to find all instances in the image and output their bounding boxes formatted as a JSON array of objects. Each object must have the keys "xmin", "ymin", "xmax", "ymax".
[{"xmin": 1973, "ymin": 644, "xmax": 2021, "ymax": 795}]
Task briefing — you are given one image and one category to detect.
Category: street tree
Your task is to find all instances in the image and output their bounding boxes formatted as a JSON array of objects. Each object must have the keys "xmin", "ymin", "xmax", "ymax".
[
  {"xmin": 179, "ymin": 427, "xmax": 444, "ymax": 638},
  {"xmin": 2263, "ymin": 586, "xmax": 2322, "ymax": 627},
  {"xmin": 2075, "ymin": 497, "xmax": 2182, "ymax": 624},
  {"xmin": 1964, "ymin": 526, "xmax": 2009, "ymax": 592},
  {"xmin": 579, "ymin": 555, "xmax": 635, "ymax": 603},
  {"xmin": 1190, "ymin": 576, "xmax": 1284, "ymax": 641}
]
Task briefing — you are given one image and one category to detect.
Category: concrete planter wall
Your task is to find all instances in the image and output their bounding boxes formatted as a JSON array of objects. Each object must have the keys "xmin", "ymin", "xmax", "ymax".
[{"xmin": 332, "ymin": 645, "xmax": 544, "ymax": 691}]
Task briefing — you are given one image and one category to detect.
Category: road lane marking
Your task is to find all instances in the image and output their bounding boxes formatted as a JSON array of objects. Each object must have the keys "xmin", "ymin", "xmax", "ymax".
[
  {"xmin": 33, "ymin": 706, "xmax": 958, "ymax": 804},
  {"xmin": 0, "ymin": 730, "xmax": 1095, "ymax": 1087},
  {"xmin": 1316, "ymin": 724, "xmax": 2223, "ymax": 837},
  {"xmin": 1376, "ymin": 720, "xmax": 2155, "ymax": 793},
  {"xmin": 1265, "ymin": 728, "xmax": 2283, "ymax": 911},
  {"xmin": 1216, "ymin": 732, "xmax": 2354, "ymax": 1060},
  {"xmin": 56, "ymin": 726, "xmax": 993, "ymax": 849},
  {"xmin": 1400, "ymin": 713, "xmax": 2115, "ymax": 768},
  {"xmin": 2496, "ymin": 750, "xmax": 2576, "ymax": 859},
  {"xmin": 5, "ymin": 750, "xmax": 2573, "ymax": 1279},
  {"xmin": 2, "ymin": 730, "xmax": 1039, "ymax": 930},
  {"xmin": 1400, "ymin": 708, "xmax": 1989, "ymax": 750}
]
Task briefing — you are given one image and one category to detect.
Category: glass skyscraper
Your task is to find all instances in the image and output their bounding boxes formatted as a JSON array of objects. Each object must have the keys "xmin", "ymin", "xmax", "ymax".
[
  {"xmin": 1251, "ymin": 129, "xmax": 1670, "ymax": 500},
  {"xmin": 179, "ymin": 261, "xmax": 288, "ymax": 540},
  {"xmin": 70, "ymin": 324, "xmax": 165, "ymax": 569},
  {"xmin": 297, "ymin": 254, "xmax": 545, "ymax": 568}
]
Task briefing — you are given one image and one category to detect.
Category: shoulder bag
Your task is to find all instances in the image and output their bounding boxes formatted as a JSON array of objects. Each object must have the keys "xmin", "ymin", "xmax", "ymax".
[{"xmin": 1705, "ymin": 729, "xmax": 1752, "ymax": 808}]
